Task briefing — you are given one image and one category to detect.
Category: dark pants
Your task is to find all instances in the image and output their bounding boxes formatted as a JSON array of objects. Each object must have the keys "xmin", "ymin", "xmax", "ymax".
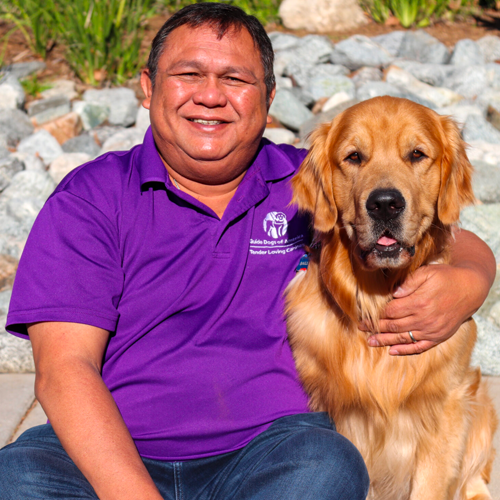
[{"xmin": 0, "ymin": 412, "xmax": 369, "ymax": 499}]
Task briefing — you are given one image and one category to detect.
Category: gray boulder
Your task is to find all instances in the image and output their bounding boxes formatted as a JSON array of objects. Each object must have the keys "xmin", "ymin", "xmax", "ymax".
[
  {"xmin": 268, "ymin": 32, "xmax": 300, "ymax": 52},
  {"xmin": 269, "ymin": 89, "xmax": 314, "ymax": 132},
  {"xmin": 0, "ymin": 109, "xmax": 34, "ymax": 147},
  {"xmin": 62, "ymin": 134, "xmax": 101, "ymax": 158},
  {"xmin": 471, "ymin": 315, "xmax": 500, "ymax": 376},
  {"xmin": 305, "ymin": 74, "xmax": 355, "ymax": 101},
  {"xmin": 371, "ymin": 31, "xmax": 406, "ymax": 57},
  {"xmin": 99, "ymin": 128, "xmax": 146, "ymax": 154},
  {"xmin": 10, "ymin": 152, "xmax": 45, "ymax": 172},
  {"xmin": 462, "ymin": 114, "xmax": 500, "ymax": 145},
  {"xmin": 83, "ymin": 88, "xmax": 138, "ymax": 127},
  {"xmin": 263, "ymin": 127, "xmax": 296, "ymax": 145},
  {"xmin": 392, "ymin": 60, "xmax": 454, "ymax": 87},
  {"xmin": 485, "ymin": 63, "xmax": 500, "ymax": 90},
  {"xmin": 356, "ymin": 81, "xmax": 435, "ymax": 109},
  {"xmin": 442, "ymin": 65, "xmax": 489, "ymax": 100},
  {"xmin": 73, "ymin": 100, "xmax": 110, "ymax": 130},
  {"xmin": 17, "ymin": 130, "xmax": 64, "ymax": 166},
  {"xmin": 350, "ymin": 66, "xmax": 383, "ymax": 88},
  {"xmin": 398, "ymin": 31, "xmax": 450, "ymax": 64},
  {"xmin": 26, "ymin": 95, "xmax": 71, "ymax": 125},
  {"xmin": 449, "ymin": 39, "xmax": 484, "ymax": 66},
  {"xmin": 289, "ymin": 87, "xmax": 316, "ymax": 108},
  {"xmin": 40, "ymin": 79, "xmax": 78, "ymax": 101},
  {"xmin": 330, "ymin": 35, "xmax": 394, "ymax": 70},
  {"xmin": 470, "ymin": 160, "xmax": 500, "ymax": 204},
  {"xmin": 460, "ymin": 203, "xmax": 500, "ymax": 261},
  {"xmin": 135, "ymin": 106, "xmax": 151, "ymax": 133},
  {"xmin": 0, "ymin": 289, "xmax": 35, "ymax": 373},
  {"xmin": 477, "ymin": 35, "xmax": 500, "ymax": 64},
  {"xmin": 1, "ymin": 61, "xmax": 46, "ymax": 80},
  {"xmin": 0, "ymin": 74, "xmax": 25, "ymax": 110},
  {"xmin": 436, "ymin": 104, "xmax": 484, "ymax": 130},
  {"xmin": 274, "ymin": 50, "xmax": 300, "ymax": 78},
  {"xmin": 0, "ymin": 156, "xmax": 23, "ymax": 192},
  {"xmin": 49, "ymin": 153, "xmax": 91, "ymax": 184}
]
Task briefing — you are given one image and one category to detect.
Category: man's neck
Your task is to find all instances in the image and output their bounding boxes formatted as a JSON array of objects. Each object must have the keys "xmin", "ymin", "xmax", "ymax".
[{"xmin": 166, "ymin": 166, "xmax": 246, "ymax": 219}]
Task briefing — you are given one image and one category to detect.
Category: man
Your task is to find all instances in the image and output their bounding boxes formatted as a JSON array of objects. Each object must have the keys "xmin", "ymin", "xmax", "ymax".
[{"xmin": 0, "ymin": 4, "xmax": 495, "ymax": 499}]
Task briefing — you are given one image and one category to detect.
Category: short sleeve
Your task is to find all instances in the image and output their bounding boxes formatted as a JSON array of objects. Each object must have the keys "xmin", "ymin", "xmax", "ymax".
[{"xmin": 7, "ymin": 190, "xmax": 124, "ymax": 338}]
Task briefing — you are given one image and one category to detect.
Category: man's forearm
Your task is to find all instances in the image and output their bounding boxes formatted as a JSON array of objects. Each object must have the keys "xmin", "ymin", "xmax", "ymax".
[{"xmin": 30, "ymin": 322, "xmax": 163, "ymax": 500}]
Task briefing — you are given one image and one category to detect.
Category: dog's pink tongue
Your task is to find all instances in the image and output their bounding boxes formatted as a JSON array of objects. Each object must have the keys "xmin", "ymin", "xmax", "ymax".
[{"xmin": 377, "ymin": 236, "xmax": 397, "ymax": 246}]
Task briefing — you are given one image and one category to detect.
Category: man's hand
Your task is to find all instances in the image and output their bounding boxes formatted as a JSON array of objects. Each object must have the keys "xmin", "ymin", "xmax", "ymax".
[{"xmin": 362, "ymin": 229, "xmax": 496, "ymax": 356}]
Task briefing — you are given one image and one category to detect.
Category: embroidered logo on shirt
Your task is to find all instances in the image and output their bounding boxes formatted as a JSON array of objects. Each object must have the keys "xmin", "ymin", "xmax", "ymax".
[{"xmin": 263, "ymin": 212, "xmax": 288, "ymax": 239}]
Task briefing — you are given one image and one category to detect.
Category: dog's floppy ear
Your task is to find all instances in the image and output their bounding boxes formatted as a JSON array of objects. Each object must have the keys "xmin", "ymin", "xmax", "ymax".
[
  {"xmin": 291, "ymin": 123, "xmax": 338, "ymax": 233},
  {"xmin": 437, "ymin": 116, "xmax": 475, "ymax": 225}
]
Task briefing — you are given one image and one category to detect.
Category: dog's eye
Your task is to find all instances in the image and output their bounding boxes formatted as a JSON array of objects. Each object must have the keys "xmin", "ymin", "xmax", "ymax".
[
  {"xmin": 411, "ymin": 150, "xmax": 426, "ymax": 161},
  {"xmin": 346, "ymin": 152, "xmax": 361, "ymax": 164}
]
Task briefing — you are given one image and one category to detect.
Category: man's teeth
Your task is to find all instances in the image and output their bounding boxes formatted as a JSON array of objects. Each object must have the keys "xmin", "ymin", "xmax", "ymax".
[{"xmin": 191, "ymin": 119, "xmax": 222, "ymax": 125}]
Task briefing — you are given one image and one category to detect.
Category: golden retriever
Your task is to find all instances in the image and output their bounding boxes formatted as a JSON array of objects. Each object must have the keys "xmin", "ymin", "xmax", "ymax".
[{"xmin": 285, "ymin": 96, "xmax": 497, "ymax": 500}]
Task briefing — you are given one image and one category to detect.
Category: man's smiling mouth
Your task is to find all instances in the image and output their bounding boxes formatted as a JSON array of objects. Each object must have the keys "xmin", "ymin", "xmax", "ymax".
[{"xmin": 189, "ymin": 118, "xmax": 224, "ymax": 125}]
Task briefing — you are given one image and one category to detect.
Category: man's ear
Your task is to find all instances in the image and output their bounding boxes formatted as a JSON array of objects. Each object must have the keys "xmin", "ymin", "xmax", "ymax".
[
  {"xmin": 266, "ymin": 84, "xmax": 276, "ymax": 111},
  {"xmin": 140, "ymin": 69, "xmax": 153, "ymax": 110}
]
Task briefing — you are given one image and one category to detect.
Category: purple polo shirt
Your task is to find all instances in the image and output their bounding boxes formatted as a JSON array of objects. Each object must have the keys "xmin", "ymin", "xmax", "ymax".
[{"xmin": 7, "ymin": 128, "xmax": 310, "ymax": 460}]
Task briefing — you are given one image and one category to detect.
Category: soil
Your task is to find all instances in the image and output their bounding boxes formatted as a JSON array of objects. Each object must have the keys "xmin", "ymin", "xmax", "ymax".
[{"xmin": 3, "ymin": 8, "xmax": 500, "ymax": 103}]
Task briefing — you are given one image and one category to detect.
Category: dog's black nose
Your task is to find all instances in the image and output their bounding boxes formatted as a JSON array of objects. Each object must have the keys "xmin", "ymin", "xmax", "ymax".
[{"xmin": 366, "ymin": 189, "xmax": 406, "ymax": 222}]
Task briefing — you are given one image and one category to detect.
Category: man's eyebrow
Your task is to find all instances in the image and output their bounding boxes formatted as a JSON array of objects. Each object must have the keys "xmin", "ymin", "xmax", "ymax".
[{"xmin": 167, "ymin": 60, "xmax": 257, "ymax": 78}]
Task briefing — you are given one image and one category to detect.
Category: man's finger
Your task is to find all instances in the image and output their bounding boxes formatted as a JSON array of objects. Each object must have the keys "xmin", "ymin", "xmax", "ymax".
[
  {"xmin": 392, "ymin": 266, "xmax": 432, "ymax": 298},
  {"xmin": 389, "ymin": 340, "xmax": 435, "ymax": 356},
  {"xmin": 368, "ymin": 331, "xmax": 418, "ymax": 347}
]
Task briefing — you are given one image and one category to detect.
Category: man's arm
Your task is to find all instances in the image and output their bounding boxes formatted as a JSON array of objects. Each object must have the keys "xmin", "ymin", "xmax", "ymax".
[
  {"xmin": 364, "ymin": 229, "xmax": 496, "ymax": 355},
  {"xmin": 29, "ymin": 322, "xmax": 164, "ymax": 500}
]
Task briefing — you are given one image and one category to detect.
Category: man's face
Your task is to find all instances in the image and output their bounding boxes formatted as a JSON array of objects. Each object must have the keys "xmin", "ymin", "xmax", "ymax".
[{"xmin": 141, "ymin": 24, "xmax": 275, "ymax": 185}]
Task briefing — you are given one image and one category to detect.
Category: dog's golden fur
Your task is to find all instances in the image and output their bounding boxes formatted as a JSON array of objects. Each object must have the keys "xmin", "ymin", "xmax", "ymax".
[{"xmin": 285, "ymin": 96, "xmax": 497, "ymax": 500}]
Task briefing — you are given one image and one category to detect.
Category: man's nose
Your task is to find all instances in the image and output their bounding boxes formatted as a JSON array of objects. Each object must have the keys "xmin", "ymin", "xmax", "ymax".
[{"xmin": 192, "ymin": 77, "xmax": 228, "ymax": 107}]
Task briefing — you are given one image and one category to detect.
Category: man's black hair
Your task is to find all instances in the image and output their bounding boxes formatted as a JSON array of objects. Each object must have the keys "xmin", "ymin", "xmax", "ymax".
[{"xmin": 146, "ymin": 2, "xmax": 275, "ymax": 103}]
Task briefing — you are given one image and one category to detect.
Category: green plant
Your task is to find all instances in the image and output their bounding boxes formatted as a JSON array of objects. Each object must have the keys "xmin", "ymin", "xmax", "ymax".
[
  {"xmin": 164, "ymin": 0, "xmax": 282, "ymax": 26},
  {"xmin": 0, "ymin": 0, "xmax": 57, "ymax": 57},
  {"xmin": 20, "ymin": 75, "xmax": 53, "ymax": 97},
  {"xmin": 359, "ymin": 0, "xmax": 391, "ymax": 24}
]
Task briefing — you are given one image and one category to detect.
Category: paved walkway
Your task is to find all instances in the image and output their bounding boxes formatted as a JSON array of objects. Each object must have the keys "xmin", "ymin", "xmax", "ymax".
[{"xmin": 1, "ymin": 373, "xmax": 500, "ymax": 497}]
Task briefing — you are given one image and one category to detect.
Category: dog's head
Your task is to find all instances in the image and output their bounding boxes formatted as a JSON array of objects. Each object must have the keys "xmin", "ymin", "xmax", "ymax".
[{"xmin": 292, "ymin": 96, "xmax": 475, "ymax": 270}]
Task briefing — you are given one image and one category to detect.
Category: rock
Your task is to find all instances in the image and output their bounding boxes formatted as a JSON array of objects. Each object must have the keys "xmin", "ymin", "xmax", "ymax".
[
  {"xmin": 40, "ymin": 79, "xmax": 78, "ymax": 101},
  {"xmin": 17, "ymin": 129, "xmax": 64, "ymax": 166},
  {"xmin": 90, "ymin": 125, "xmax": 126, "ymax": 147},
  {"xmin": 371, "ymin": 31, "xmax": 406, "ymax": 57},
  {"xmin": 330, "ymin": 35, "xmax": 394, "ymax": 71},
  {"xmin": 0, "ymin": 156, "xmax": 24, "ymax": 192},
  {"xmin": 462, "ymin": 114, "xmax": 500, "ymax": 145},
  {"xmin": 322, "ymin": 91, "xmax": 355, "ymax": 112},
  {"xmin": 449, "ymin": 39, "xmax": 484, "ymax": 66},
  {"xmin": 477, "ymin": 35, "xmax": 500, "ymax": 64},
  {"xmin": 478, "ymin": 274, "xmax": 500, "ymax": 321},
  {"xmin": 275, "ymin": 76, "xmax": 293, "ymax": 91},
  {"xmin": 305, "ymin": 73, "xmax": 355, "ymax": 101},
  {"xmin": 62, "ymin": 133, "xmax": 100, "ymax": 158},
  {"xmin": 442, "ymin": 65, "xmax": 488, "ymax": 100},
  {"xmin": 0, "ymin": 146, "xmax": 9, "ymax": 160},
  {"xmin": 268, "ymin": 32, "xmax": 300, "ymax": 51},
  {"xmin": 1, "ymin": 61, "xmax": 46, "ymax": 80},
  {"xmin": 356, "ymin": 81, "xmax": 435, "ymax": 109},
  {"xmin": 263, "ymin": 127, "xmax": 296, "ymax": 145},
  {"xmin": 73, "ymin": 101, "xmax": 110, "ymax": 130},
  {"xmin": 279, "ymin": 0, "xmax": 367, "ymax": 33},
  {"xmin": 269, "ymin": 89, "xmax": 314, "ymax": 132},
  {"xmin": 488, "ymin": 301, "xmax": 500, "ymax": 329},
  {"xmin": 350, "ymin": 66, "xmax": 383, "ymax": 88},
  {"xmin": 466, "ymin": 140, "xmax": 500, "ymax": 165},
  {"xmin": 460, "ymin": 203, "xmax": 500, "ymax": 261},
  {"xmin": 392, "ymin": 60, "xmax": 454, "ymax": 87},
  {"xmin": 471, "ymin": 315, "xmax": 500, "ymax": 376},
  {"xmin": 385, "ymin": 66, "xmax": 463, "ymax": 108},
  {"xmin": 0, "ymin": 254, "xmax": 17, "ymax": 291},
  {"xmin": 436, "ymin": 104, "xmax": 483, "ymax": 130},
  {"xmin": 299, "ymin": 99, "xmax": 359, "ymax": 144},
  {"xmin": 0, "ymin": 109, "xmax": 34, "ymax": 147},
  {"xmin": 274, "ymin": 50, "xmax": 300, "ymax": 78},
  {"xmin": 470, "ymin": 160, "xmax": 500, "ymax": 203},
  {"xmin": 135, "ymin": 106, "xmax": 150, "ymax": 133},
  {"xmin": 0, "ymin": 74, "xmax": 25, "ymax": 110},
  {"xmin": 398, "ymin": 31, "xmax": 450, "ymax": 64},
  {"xmin": 27, "ymin": 95, "xmax": 71, "ymax": 125},
  {"xmin": 49, "ymin": 152, "xmax": 91, "ymax": 184},
  {"xmin": 83, "ymin": 88, "xmax": 138, "ymax": 127},
  {"xmin": 100, "ymin": 128, "xmax": 146, "ymax": 154},
  {"xmin": 289, "ymin": 87, "xmax": 316, "ymax": 108},
  {"xmin": 10, "ymin": 152, "xmax": 45, "ymax": 172},
  {"xmin": 485, "ymin": 63, "xmax": 500, "ymax": 89},
  {"xmin": 35, "ymin": 112, "xmax": 83, "ymax": 145},
  {"xmin": 0, "ymin": 289, "xmax": 35, "ymax": 373}
]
